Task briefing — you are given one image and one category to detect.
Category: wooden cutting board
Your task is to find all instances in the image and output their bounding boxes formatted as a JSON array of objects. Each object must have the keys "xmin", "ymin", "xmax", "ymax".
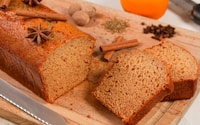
[{"xmin": 0, "ymin": 0, "xmax": 200, "ymax": 124}]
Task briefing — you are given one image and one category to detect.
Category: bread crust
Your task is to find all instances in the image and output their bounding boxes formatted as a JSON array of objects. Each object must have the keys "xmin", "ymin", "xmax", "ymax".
[{"xmin": 163, "ymin": 79, "xmax": 198, "ymax": 101}]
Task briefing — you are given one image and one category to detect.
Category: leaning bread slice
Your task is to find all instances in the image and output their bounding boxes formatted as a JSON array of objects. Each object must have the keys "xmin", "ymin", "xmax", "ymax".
[
  {"xmin": 145, "ymin": 41, "xmax": 199, "ymax": 101},
  {"xmin": 92, "ymin": 50, "xmax": 173, "ymax": 125}
]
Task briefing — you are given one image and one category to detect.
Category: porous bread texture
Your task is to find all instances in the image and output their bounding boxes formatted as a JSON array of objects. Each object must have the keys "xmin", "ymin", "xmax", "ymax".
[
  {"xmin": 92, "ymin": 51, "xmax": 173, "ymax": 125},
  {"xmin": 145, "ymin": 41, "xmax": 199, "ymax": 101},
  {"xmin": 0, "ymin": 4, "xmax": 95, "ymax": 102},
  {"xmin": 42, "ymin": 38, "xmax": 94, "ymax": 102}
]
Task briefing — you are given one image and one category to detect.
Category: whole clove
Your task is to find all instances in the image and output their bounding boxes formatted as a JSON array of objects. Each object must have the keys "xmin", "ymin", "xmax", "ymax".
[{"xmin": 143, "ymin": 24, "xmax": 175, "ymax": 41}]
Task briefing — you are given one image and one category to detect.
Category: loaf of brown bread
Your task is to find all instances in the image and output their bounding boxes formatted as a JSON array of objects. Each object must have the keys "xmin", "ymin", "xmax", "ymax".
[
  {"xmin": 145, "ymin": 41, "xmax": 199, "ymax": 101},
  {"xmin": 92, "ymin": 50, "xmax": 174, "ymax": 125},
  {"xmin": 0, "ymin": 0, "xmax": 95, "ymax": 103}
]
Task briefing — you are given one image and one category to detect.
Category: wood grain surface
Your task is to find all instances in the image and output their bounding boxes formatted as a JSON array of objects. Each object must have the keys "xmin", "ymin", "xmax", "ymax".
[{"xmin": 0, "ymin": 0, "xmax": 200, "ymax": 124}]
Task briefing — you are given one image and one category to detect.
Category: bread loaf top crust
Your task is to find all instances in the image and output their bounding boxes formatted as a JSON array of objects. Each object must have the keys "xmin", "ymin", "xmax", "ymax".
[{"xmin": 0, "ymin": 9, "xmax": 94, "ymax": 71}]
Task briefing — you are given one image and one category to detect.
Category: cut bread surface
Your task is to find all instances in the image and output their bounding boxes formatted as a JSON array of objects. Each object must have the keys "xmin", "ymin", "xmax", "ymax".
[
  {"xmin": 42, "ymin": 38, "xmax": 94, "ymax": 102},
  {"xmin": 93, "ymin": 50, "xmax": 173, "ymax": 124}
]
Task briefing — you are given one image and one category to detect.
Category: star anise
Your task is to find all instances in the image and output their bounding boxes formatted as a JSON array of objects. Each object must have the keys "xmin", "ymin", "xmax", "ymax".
[
  {"xmin": 22, "ymin": 0, "xmax": 42, "ymax": 6},
  {"xmin": 26, "ymin": 24, "xmax": 51, "ymax": 45}
]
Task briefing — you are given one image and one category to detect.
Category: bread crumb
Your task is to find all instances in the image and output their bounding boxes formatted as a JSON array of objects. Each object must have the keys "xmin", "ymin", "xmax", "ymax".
[{"xmin": 86, "ymin": 115, "xmax": 91, "ymax": 118}]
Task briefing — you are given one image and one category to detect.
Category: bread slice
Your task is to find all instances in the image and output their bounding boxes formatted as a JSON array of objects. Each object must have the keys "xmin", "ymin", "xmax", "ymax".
[
  {"xmin": 145, "ymin": 41, "xmax": 199, "ymax": 101},
  {"xmin": 92, "ymin": 50, "xmax": 173, "ymax": 125}
]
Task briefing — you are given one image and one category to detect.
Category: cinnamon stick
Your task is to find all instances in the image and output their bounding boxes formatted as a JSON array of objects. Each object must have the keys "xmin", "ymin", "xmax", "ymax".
[
  {"xmin": 0, "ymin": 0, "xmax": 11, "ymax": 9},
  {"xmin": 100, "ymin": 39, "xmax": 139, "ymax": 53},
  {"xmin": 15, "ymin": 10, "xmax": 68, "ymax": 21},
  {"xmin": 104, "ymin": 36, "xmax": 124, "ymax": 61}
]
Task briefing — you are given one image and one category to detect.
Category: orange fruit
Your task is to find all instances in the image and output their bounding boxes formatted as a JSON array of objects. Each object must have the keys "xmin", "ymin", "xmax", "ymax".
[{"xmin": 120, "ymin": 0, "xmax": 169, "ymax": 19}]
